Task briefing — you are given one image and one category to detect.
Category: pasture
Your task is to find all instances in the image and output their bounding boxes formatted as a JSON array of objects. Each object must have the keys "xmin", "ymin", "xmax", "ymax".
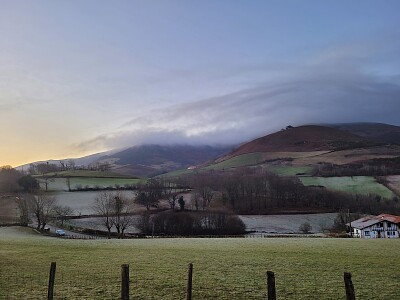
[
  {"xmin": 37, "ymin": 177, "xmax": 144, "ymax": 192},
  {"xmin": 300, "ymin": 176, "xmax": 396, "ymax": 199},
  {"xmin": 0, "ymin": 227, "xmax": 399, "ymax": 299}
]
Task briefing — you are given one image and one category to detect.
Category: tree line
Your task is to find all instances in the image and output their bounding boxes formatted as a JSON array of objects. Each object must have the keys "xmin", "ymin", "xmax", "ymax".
[{"xmin": 170, "ymin": 167, "xmax": 400, "ymax": 215}]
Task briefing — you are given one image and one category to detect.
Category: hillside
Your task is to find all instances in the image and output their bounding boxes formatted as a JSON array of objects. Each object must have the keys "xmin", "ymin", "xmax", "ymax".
[
  {"xmin": 221, "ymin": 125, "xmax": 377, "ymax": 161},
  {"xmin": 92, "ymin": 144, "xmax": 232, "ymax": 177},
  {"xmin": 328, "ymin": 123, "xmax": 400, "ymax": 145}
]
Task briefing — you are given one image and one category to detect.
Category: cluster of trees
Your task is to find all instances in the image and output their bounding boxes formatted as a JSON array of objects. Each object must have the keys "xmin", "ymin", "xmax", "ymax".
[
  {"xmin": 1, "ymin": 166, "xmax": 73, "ymax": 229},
  {"xmin": 171, "ymin": 167, "xmax": 400, "ymax": 215},
  {"xmin": 137, "ymin": 210, "xmax": 245, "ymax": 236},
  {"xmin": 313, "ymin": 158, "xmax": 400, "ymax": 177},
  {"xmin": 0, "ymin": 166, "xmax": 39, "ymax": 193},
  {"xmin": 93, "ymin": 191, "xmax": 133, "ymax": 238},
  {"xmin": 27, "ymin": 160, "xmax": 112, "ymax": 175}
]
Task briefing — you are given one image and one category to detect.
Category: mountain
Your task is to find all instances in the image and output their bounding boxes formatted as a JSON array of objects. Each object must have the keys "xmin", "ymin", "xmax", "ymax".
[
  {"xmin": 221, "ymin": 125, "xmax": 377, "ymax": 160},
  {"xmin": 327, "ymin": 123, "xmax": 400, "ymax": 145},
  {"xmin": 99, "ymin": 144, "xmax": 232, "ymax": 177}
]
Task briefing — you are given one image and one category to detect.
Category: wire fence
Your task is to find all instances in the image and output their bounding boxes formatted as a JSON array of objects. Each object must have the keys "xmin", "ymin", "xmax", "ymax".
[{"xmin": 0, "ymin": 261, "xmax": 376, "ymax": 300}]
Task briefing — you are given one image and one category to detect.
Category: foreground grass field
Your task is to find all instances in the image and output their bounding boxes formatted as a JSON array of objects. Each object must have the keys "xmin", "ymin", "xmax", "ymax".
[{"xmin": 1, "ymin": 227, "xmax": 399, "ymax": 299}]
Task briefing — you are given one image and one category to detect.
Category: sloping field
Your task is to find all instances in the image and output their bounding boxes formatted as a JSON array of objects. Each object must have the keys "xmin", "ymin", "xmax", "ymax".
[
  {"xmin": 0, "ymin": 227, "xmax": 399, "ymax": 299},
  {"xmin": 204, "ymin": 152, "xmax": 265, "ymax": 170},
  {"xmin": 300, "ymin": 176, "xmax": 395, "ymax": 199},
  {"xmin": 386, "ymin": 175, "xmax": 400, "ymax": 196},
  {"xmin": 293, "ymin": 146, "xmax": 400, "ymax": 166}
]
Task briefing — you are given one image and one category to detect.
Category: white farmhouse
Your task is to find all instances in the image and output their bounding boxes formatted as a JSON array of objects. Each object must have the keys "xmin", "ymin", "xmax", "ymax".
[{"xmin": 348, "ymin": 214, "xmax": 400, "ymax": 238}]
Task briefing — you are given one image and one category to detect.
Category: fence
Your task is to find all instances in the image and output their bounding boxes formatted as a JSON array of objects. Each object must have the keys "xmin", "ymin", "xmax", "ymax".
[{"xmin": 0, "ymin": 262, "xmax": 359, "ymax": 300}]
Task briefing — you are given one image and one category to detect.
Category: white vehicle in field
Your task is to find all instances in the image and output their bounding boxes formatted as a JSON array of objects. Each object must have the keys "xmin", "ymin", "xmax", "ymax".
[{"xmin": 56, "ymin": 229, "xmax": 66, "ymax": 236}]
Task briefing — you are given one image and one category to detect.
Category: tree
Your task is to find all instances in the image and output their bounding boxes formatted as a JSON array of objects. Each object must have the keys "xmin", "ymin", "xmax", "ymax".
[
  {"xmin": 93, "ymin": 192, "xmax": 114, "ymax": 238},
  {"xmin": 178, "ymin": 196, "xmax": 185, "ymax": 211},
  {"xmin": 135, "ymin": 179, "xmax": 163, "ymax": 210},
  {"xmin": 54, "ymin": 205, "xmax": 73, "ymax": 226},
  {"xmin": 112, "ymin": 192, "xmax": 133, "ymax": 238},
  {"xmin": 299, "ymin": 222, "xmax": 312, "ymax": 234},
  {"xmin": 0, "ymin": 166, "xmax": 22, "ymax": 193},
  {"xmin": 17, "ymin": 175, "xmax": 40, "ymax": 193},
  {"xmin": 32, "ymin": 193, "xmax": 57, "ymax": 231},
  {"xmin": 15, "ymin": 196, "xmax": 30, "ymax": 226}
]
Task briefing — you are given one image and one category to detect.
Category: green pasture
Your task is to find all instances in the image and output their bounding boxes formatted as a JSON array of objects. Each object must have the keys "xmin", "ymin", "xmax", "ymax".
[
  {"xmin": 300, "ymin": 176, "xmax": 395, "ymax": 199},
  {"xmin": 38, "ymin": 177, "xmax": 144, "ymax": 191},
  {"xmin": 204, "ymin": 153, "xmax": 265, "ymax": 170},
  {"xmin": 38, "ymin": 170, "xmax": 136, "ymax": 178},
  {"xmin": 1, "ymin": 227, "xmax": 399, "ymax": 299}
]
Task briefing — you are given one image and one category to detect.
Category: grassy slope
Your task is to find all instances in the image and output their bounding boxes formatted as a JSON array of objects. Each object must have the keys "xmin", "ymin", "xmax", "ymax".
[
  {"xmin": 300, "ymin": 176, "xmax": 395, "ymax": 199},
  {"xmin": 0, "ymin": 227, "xmax": 399, "ymax": 299}
]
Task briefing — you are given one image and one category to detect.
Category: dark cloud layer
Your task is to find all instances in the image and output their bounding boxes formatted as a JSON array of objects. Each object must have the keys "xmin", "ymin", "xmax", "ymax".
[{"xmin": 78, "ymin": 50, "xmax": 400, "ymax": 151}]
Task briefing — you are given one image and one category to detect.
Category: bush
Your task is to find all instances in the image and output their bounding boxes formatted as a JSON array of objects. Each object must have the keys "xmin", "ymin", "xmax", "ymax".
[
  {"xmin": 136, "ymin": 210, "xmax": 245, "ymax": 236},
  {"xmin": 299, "ymin": 222, "xmax": 312, "ymax": 234}
]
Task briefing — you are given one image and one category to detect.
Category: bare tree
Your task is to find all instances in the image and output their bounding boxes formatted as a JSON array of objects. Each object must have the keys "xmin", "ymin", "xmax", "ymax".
[
  {"xmin": 32, "ymin": 193, "xmax": 56, "ymax": 230},
  {"xmin": 15, "ymin": 196, "xmax": 30, "ymax": 226},
  {"xmin": 112, "ymin": 192, "xmax": 133, "ymax": 238},
  {"xmin": 135, "ymin": 179, "xmax": 163, "ymax": 210},
  {"xmin": 54, "ymin": 205, "xmax": 73, "ymax": 226},
  {"xmin": 93, "ymin": 192, "xmax": 114, "ymax": 238}
]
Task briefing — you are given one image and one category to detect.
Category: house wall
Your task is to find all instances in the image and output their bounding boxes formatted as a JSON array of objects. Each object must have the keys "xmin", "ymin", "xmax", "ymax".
[{"xmin": 352, "ymin": 221, "xmax": 399, "ymax": 238}]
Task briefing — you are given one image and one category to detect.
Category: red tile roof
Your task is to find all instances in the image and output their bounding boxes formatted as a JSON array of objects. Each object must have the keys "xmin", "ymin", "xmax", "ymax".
[{"xmin": 376, "ymin": 214, "xmax": 400, "ymax": 224}]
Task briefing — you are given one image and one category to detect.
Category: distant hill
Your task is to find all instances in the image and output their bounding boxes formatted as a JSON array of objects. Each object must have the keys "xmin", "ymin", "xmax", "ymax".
[
  {"xmin": 327, "ymin": 123, "xmax": 400, "ymax": 145},
  {"xmin": 82, "ymin": 144, "xmax": 232, "ymax": 177},
  {"xmin": 222, "ymin": 125, "xmax": 377, "ymax": 160}
]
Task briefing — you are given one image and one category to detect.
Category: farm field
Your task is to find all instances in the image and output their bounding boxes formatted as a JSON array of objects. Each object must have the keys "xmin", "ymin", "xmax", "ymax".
[
  {"xmin": 1, "ymin": 226, "xmax": 399, "ymax": 299},
  {"xmin": 53, "ymin": 191, "xmax": 137, "ymax": 215},
  {"xmin": 68, "ymin": 213, "xmax": 336, "ymax": 234},
  {"xmin": 204, "ymin": 152, "xmax": 265, "ymax": 170},
  {"xmin": 240, "ymin": 213, "xmax": 337, "ymax": 234},
  {"xmin": 300, "ymin": 176, "xmax": 396, "ymax": 199},
  {"xmin": 38, "ymin": 177, "xmax": 144, "ymax": 192}
]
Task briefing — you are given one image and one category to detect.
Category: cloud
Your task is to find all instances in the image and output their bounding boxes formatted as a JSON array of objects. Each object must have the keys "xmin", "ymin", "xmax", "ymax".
[{"xmin": 77, "ymin": 44, "xmax": 400, "ymax": 151}]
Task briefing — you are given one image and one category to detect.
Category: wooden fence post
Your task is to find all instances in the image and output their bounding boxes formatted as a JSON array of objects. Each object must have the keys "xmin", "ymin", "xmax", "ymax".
[
  {"xmin": 344, "ymin": 272, "xmax": 356, "ymax": 300},
  {"xmin": 121, "ymin": 264, "xmax": 130, "ymax": 300},
  {"xmin": 47, "ymin": 262, "xmax": 56, "ymax": 300},
  {"xmin": 266, "ymin": 271, "xmax": 276, "ymax": 300},
  {"xmin": 187, "ymin": 263, "xmax": 193, "ymax": 300}
]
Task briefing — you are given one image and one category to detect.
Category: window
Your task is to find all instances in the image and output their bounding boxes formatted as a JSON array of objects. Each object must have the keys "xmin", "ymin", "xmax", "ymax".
[{"xmin": 364, "ymin": 231, "xmax": 370, "ymax": 236}]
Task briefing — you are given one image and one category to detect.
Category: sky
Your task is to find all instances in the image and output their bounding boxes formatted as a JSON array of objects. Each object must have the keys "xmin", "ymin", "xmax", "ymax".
[{"xmin": 1, "ymin": 0, "xmax": 400, "ymax": 167}]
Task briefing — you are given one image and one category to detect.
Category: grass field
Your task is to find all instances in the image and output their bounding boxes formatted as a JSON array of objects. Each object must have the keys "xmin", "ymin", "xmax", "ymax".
[
  {"xmin": 1, "ymin": 227, "xmax": 399, "ymax": 299},
  {"xmin": 37, "ymin": 170, "xmax": 137, "ymax": 178},
  {"xmin": 38, "ymin": 177, "xmax": 145, "ymax": 191},
  {"xmin": 300, "ymin": 176, "xmax": 396, "ymax": 199},
  {"xmin": 204, "ymin": 153, "xmax": 265, "ymax": 170}
]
